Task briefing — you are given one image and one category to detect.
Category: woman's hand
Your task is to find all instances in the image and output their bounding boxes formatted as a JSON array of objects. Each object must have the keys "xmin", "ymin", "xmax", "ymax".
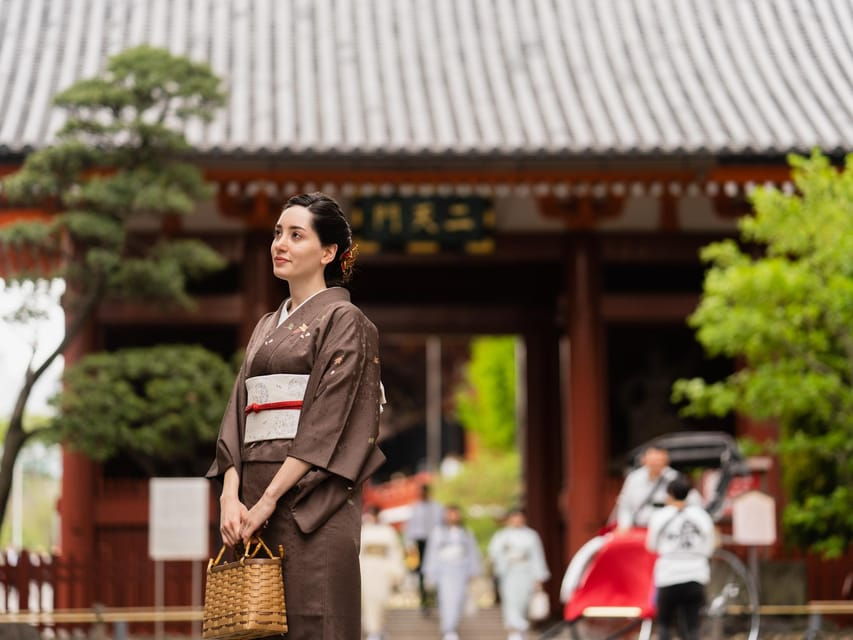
[
  {"xmin": 220, "ymin": 495, "xmax": 249, "ymax": 547},
  {"xmin": 241, "ymin": 493, "xmax": 277, "ymax": 544}
]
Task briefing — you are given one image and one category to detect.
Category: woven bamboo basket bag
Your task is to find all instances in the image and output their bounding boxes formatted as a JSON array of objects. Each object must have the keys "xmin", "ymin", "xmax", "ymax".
[{"xmin": 203, "ymin": 537, "xmax": 287, "ymax": 640}]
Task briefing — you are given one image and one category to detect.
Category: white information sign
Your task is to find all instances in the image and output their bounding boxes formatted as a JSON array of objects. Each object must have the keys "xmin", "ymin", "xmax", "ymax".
[
  {"xmin": 732, "ymin": 490, "xmax": 777, "ymax": 546},
  {"xmin": 149, "ymin": 478, "xmax": 210, "ymax": 560}
]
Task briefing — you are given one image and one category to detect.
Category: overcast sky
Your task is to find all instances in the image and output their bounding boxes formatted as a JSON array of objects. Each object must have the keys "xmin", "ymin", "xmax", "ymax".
[{"xmin": 0, "ymin": 280, "xmax": 65, "ymax": 419}]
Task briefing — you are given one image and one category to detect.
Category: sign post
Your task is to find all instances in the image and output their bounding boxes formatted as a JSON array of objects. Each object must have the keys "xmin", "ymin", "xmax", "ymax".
[
  {"xmin": 149, "ymin": 478, "xmax": 210, "ymax": 640},
  {"xmin": 732, "ymin": 490, "xmax": 777, "ymax": 599}
]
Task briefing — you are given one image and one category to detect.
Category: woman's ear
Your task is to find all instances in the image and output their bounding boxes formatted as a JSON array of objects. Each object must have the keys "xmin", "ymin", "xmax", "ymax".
[{"xmin": 321, "ymin": 243, "xmax": 339, "ymax": 265}]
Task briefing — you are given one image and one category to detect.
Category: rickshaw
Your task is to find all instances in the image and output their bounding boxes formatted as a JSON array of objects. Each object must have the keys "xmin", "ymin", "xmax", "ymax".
[{"xmin": 543, "ymin": 431, "xmax": 761, "ymax": 640}]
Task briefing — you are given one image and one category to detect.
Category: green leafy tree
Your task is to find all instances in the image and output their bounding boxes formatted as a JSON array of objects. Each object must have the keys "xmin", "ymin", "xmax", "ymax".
[
  {"xmin": 449, "ymin": 337, "xmax": 520, "ymax": 552},
  {"xmin": 0, "ymin": 46, "xmax": 226, "ymax": 529},
  {"xmin": 50, "ymin": 345, "xmax": 235, "ymax": 477},
  {"xmin": 673, "ymin": 151, "xmax": 853, "ymax": 558},
  {"xmin": 455, "ymin": 336, "xmax": 517, "ymax": 451}
]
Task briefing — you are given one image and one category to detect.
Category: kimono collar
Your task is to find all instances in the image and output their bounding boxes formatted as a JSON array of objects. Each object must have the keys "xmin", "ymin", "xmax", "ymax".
[
  {"xmin": 279, "ymin": 287, "xmax": 335, "ymax": 326},
  {"xmin": 272, "ymin": 286, "xmax": 351, "ymax": 328}
]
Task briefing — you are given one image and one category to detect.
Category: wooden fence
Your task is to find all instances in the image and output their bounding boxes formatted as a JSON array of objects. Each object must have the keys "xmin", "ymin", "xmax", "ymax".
[
  {"xmin": 0, "ymin": 551, "xmax": 57, "ymax": 615},
  {"xmin": 0, "ymin": 549, "xmax": 203, "ymax": 635}
]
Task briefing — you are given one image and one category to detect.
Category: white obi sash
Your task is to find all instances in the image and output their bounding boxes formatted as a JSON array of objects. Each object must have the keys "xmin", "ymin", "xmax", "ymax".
[{"xmin": 243, "ymin": 374, "xmax": 309, "ymax": 443}]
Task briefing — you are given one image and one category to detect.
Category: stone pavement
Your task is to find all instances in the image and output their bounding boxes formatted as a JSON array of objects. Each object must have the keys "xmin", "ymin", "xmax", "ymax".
[
  {"xmin": 381, "ymin": 608, "xmax": 853, "ymax": 639},
  {"xmin": 384, "ymin": 606, "xmax": 506, "ymax": 639}
]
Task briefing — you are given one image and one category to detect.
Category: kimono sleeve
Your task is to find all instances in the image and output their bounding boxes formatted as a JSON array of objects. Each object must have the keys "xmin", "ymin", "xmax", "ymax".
[
  {"xmin": 205, "ymin": 313, "xmax": 273, "ymax": 481},
  {"xmin": 288, "ymin": 305, "xmax": 381, "ymax": 483},
  {"xmin": 466, "ymin": 530, "xmax": 483, "ymax": 579},
  {"xmin": 422, "ymin": 526, "xmax": 441, "ymax": 587},
  {"xmin": 205, "ymin": 357, "xmax": 248, "ymax": 481},
  {"xmin": 487, "ymin": 530, "xmax": 508, "ymax": 577},
  {"xmin": 530, "ymin": 530, "xmax": 551, "ymax": 582},
  {"xmin": 389, "ymin": 528, "xmax": 407, "ymax": 585}
]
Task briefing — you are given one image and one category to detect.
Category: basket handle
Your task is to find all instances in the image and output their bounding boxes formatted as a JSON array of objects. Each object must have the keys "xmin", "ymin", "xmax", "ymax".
[
  {"xmin": 245, "ymin": 537, "xmax": 278, "ymax": 560},
  {"xmin": 207, "ymin": 537, "xmax": 282, "ymax": 572}
]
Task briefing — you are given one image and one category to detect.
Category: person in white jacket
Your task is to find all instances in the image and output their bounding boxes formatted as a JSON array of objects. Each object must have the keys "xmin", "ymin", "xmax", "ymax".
[
  {"xmin": 646, "ymin": 475, "xmax": 716, "ymax": 640},
  {"xmin": 616, "ymin": 447, "xmax": 701, "ymax": 531},
  {"xmin": 423, "ymin": 505, "xmax": 482, "ymax": 640},
  {"xmin": 488, "ymin": 509, "xmax": 550, "ymax": 640},
  {"xmin": 360, "ymin": 506, "xmax": 406, "ymax": 640}
]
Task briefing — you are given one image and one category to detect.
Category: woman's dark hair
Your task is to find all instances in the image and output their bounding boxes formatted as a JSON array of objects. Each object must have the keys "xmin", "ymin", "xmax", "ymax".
[
  {"xmin": 667, "ymin": 474, "xmax": 692, "ymax": 501},
  {"xmin": 283, "ymin": 192, "xmax": 356, "ymax": 285}
]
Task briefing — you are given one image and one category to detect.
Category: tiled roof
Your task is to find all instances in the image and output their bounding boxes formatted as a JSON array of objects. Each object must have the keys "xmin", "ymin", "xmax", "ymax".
[{"xmin": 0, "ymin": 0, "xmax": 851, "ymax": 157}]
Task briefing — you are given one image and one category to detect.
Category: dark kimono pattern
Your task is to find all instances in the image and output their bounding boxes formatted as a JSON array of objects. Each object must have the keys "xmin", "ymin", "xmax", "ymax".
[{"xmin": 207, "ymin": 287, "xmax": 384, "ymax": 640}]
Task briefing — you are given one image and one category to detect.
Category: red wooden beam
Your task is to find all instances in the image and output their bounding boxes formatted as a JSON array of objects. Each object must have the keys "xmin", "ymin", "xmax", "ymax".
[
  {"xmin": 601, "ymin": 294, "xmax": 699, "ymax": 322},
  {"xmin": 97, "ymin": 294, "xmax": 244, "ymax": 325},
  {"xmin": 0, "ymin": 162, "xmax": 797, "ymax": 187},
  {"xmin": 202, "ymin": 165, "xmax": 794, "ymax": 187}
]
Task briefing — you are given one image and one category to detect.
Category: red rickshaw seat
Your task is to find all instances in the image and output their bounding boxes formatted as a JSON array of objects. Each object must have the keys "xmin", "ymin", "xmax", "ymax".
[{"xmin": 564, "ymin": 528, "xmax": 658, "ymax": 621}]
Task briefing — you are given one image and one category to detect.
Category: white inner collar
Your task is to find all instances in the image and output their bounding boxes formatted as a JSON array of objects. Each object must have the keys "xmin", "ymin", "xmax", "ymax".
[{"xmin": 277, "ymin": 287, "xmax": 328, "ymax": 326}]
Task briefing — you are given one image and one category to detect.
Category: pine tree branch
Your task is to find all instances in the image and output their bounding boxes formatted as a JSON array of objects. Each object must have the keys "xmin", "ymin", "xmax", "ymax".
[{"xmin": 8, "ymin": 275, "xmax": 105, "ymax": 432}]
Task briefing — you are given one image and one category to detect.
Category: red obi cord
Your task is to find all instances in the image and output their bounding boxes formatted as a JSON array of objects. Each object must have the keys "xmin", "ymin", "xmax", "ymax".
[{"xmin": 244, "ymin": 400, "xmax": 304, "ymax": 414}]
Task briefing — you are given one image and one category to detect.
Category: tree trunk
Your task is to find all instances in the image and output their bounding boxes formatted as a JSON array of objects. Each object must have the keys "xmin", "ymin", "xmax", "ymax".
[
  {"xmin": 0, "ymin": 280, "xmax": 102, "ymax": 531},
  {"xmin": 0, "ymin": 422, "xmax": 32, "ymax": 532}
]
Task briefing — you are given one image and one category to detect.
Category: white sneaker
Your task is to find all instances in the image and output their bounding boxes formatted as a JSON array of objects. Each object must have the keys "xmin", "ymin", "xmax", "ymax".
[
  {"xmin": 507, "ymin": 632, "xmax": 524, "ymax": 640},
  {"xmin": 442, "ymin": 633, "xmax": 459, "ymax": 640}
]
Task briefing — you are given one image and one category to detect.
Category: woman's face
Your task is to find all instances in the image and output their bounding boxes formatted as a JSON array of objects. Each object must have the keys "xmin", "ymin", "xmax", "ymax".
[
  {"xmin": 507, "ymin": 512, "xmax": 526, "ymax": 528},
  {"xmin": 271, "ymin": 205, "xmax": 337, "ymax": 282}
]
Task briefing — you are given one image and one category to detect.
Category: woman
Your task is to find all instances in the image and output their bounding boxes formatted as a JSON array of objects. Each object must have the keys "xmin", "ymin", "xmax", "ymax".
[
  {"xmin": 360, "ymin": 506, "xmax": 405, "ymax": 640},
  {"xmin": 488, "ymin": 509, "xmax": 550, "ymax": 640},
  {"xmin": 422, "ymin": 505, "xmax": 482, "ymax": 640},
  {"xmin": 206, "ymin": 193, "xmax": 385, "ymax": 640}
]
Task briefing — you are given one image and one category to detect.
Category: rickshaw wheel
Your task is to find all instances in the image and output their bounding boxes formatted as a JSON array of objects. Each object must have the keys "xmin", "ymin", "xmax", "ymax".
[{"xmin": 703, "ymin": 548, "xmax": 760, "ymax": 640}]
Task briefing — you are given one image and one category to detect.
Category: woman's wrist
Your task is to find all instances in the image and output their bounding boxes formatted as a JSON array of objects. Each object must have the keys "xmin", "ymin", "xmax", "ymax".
[
  {"xmin": 262, "ymin": 486, "xmax": 284, "ymax": 504},
  {"xmin": 221, "ymin": 467, "xmax": 240, "ymax": 502}
]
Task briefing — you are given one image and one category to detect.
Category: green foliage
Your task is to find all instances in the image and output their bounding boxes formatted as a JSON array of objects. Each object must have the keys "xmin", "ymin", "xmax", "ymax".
[
  {"xmin": 0, "ymin": 47, "xmax": 227, "ymax": 529},
  {"xmin": 735, "ymin": 436, "xmax": 770, "ymax": 458},
  {"xmin": 455, "ymin": 336, "xmax": 517, "ymax": 452},
  {"xmin": 673, "ymin": 150, "xmax": 853, "ymax": 558},
  {"xmin": 50, "ymin": 345, "xmax": 235, "ymax": 476},
  {"xmin": 0, "ymin": 45, "xmax": 227, "ymax": 303},
  {"xmin": 433, "ymin": 451, "xmax": 522, "ymax": 553}
]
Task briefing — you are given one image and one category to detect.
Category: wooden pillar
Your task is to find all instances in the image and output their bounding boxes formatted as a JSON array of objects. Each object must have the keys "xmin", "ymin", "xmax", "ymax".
[
  {"xmin": 524, "ymin": 328, "xmax": 565, "ymax": 603},
  {"xmin": 57, "ymin": 451, "xmax": 96, "ymax": 607},
  {"xmin": 241, "ymin": 231, "xmax": 276, "ymax": 343},
  {"xmin": 564, "ymin": 236, "xmax": 606, "ymax": 560},
  {"xmin": 57, "ymin": 310, "xmax": 96, "ymax": 609}
]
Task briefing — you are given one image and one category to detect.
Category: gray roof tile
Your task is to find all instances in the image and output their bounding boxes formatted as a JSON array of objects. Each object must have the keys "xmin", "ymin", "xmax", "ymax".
[{"xmin": 0, "ymin": 0, "xmax": 851, "ymax": 157}]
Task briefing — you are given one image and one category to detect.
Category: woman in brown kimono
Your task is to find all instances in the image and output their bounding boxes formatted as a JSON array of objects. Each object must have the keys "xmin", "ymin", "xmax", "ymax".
[{"xmin": 206, "ymin": 193, "xmax": 384, "ymax": 640}]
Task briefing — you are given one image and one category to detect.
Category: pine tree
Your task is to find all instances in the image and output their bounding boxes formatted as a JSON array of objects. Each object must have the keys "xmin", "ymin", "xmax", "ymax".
[{"xmin": 0, "ymin": 46, "xmax": 227, "ymax": 530}]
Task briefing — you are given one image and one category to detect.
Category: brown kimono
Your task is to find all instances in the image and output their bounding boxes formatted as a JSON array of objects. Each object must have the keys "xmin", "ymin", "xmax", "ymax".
[{"xmin": 206, "ymin": 287, "xmax": 384, "ymax": 640}]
